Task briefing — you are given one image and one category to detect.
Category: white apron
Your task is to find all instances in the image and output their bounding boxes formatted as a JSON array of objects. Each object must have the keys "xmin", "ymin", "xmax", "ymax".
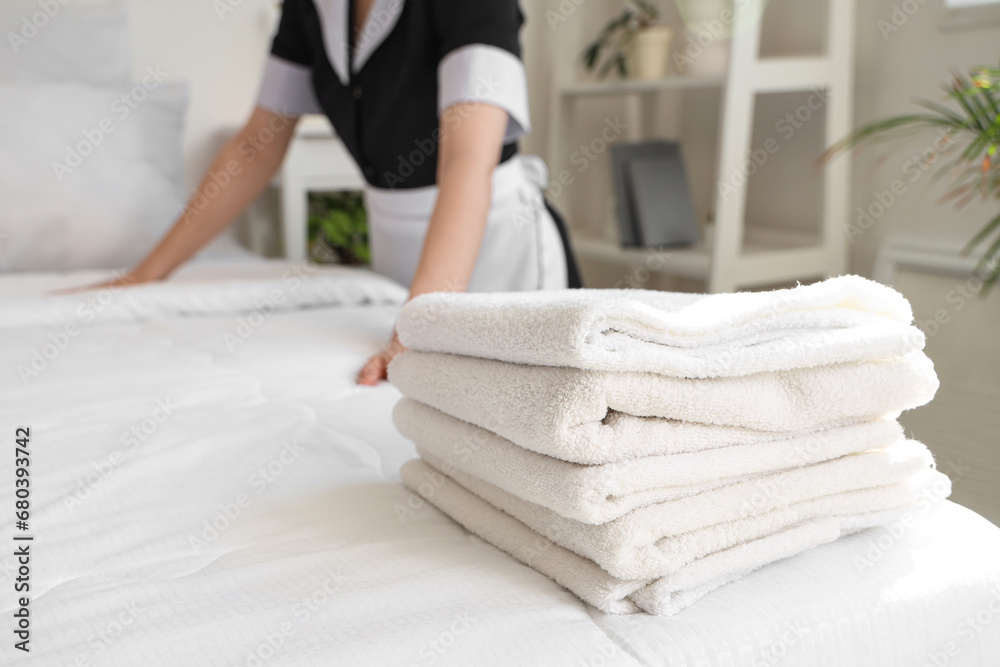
[{"xmin": 364, "ymin": 154, "xmax": 568, "ymax": 292}]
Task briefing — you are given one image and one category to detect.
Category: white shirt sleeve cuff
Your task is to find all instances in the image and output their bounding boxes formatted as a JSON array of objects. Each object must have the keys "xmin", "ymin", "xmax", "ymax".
[
  {"xmin": 438, "ymin": 44, "xmax": 531, "ymax": 144},
  {"xmin": 257, "ymin": 55, "xmax": 322, "ymax": 117}
]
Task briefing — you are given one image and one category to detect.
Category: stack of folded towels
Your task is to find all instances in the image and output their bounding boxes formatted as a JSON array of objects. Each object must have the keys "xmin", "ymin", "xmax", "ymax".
[{"xmin": 388, "ymin": 276, "xmax": 951, "ymax": 615}]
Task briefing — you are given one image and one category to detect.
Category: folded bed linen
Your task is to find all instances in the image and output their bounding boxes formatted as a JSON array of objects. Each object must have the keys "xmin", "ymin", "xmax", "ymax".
[
  {"xmin": 418, "ymin": 439, "xmax": 935, "ymax": 579},
  {"xmin": 2, "ymin": 267, "xmax": 408, "ymax": 328},
  {"xmin": 400, "ymin": 460, "xmax": 950, "ymax": 615},
  {"xmin": 394, "ymin": 399, "xmax": 906, "ymax": 523},
  {"xmin": 388, "ymin": 350, "xmax": 938, "ymax": 464},
  {"xmin": 395, "ymin": 275, "xmax": 923, "ymax": 378}
]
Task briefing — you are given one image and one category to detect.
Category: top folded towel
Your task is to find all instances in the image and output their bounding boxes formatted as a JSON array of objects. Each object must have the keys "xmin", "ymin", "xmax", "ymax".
[{"xmin": 395, "ymin": 275, "xmax": 923, "ymax": 377}]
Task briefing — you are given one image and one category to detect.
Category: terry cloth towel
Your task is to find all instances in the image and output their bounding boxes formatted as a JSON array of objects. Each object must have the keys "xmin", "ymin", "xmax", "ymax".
[
  {"xmin": 393, "ymin": 399, "xmax": 907, "ymax": 524},
  {"xmin": 418, "ymin": 439, "xmax": 935, "ymax": 579},
  {"xmin": 400, "ymin": 459, "xmax": 951, "ymax": 615},
  {"xmin": 394, "ymin": 275, "xmax": 924, "ymax": 378},
  {"xmin": 388, "ymin": 351, "xmax": 939, "ymax": 464}
]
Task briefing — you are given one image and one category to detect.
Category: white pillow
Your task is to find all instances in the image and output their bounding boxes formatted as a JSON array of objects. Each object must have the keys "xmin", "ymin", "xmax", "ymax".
[
  {"xmin": 0, "ymin": 82, "xmax": 188, "ymax": 272},
  {"xmin": 0, "ymin": 1, "xmax": 132, "ymax": 87}
]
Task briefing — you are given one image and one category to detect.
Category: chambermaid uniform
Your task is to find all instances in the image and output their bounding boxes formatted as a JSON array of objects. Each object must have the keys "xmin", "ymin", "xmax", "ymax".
[{"xmin": 256, "ymin": 0, "xmax": 579, "ymax": 291}]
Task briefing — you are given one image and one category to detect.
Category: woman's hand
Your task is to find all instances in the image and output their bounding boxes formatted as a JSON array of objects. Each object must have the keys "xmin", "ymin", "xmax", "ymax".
[
  {"xmin": 357, "ymin": 332, "xmax": 407, "ymax": 386},
  {"xmin": 89, "ymin": 268, "xmax": 164, "ymax": 290},
  {"xmin": 355, "ymin": 102, "xmax": 506, "ymax": 386},
  {"xmin": 51, "ymin": 270, "xmax": 159, "ymax": 296}
]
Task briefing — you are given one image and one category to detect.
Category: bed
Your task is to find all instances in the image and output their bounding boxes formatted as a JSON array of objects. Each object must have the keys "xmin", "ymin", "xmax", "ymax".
[{"xmin": 2, "ymin": 255, "xmax": 1000, "ymax": 667}]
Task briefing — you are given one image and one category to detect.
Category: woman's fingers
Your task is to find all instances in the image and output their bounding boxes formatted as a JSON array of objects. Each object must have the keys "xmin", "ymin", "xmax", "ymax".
[
  {"xmin": 356, "ymin": 335, "xmax": 407, "ymax": 386},
  {"xmin": 49, "ymin": 272, "xmax": 148, "ymax": 296},
  {"xmin": 50, "ymin": 278, "xmax": 125, "ymax": 296},
  {"xmin": 356, "ymin": 354, "xmax": 388, "ymax": 386}
]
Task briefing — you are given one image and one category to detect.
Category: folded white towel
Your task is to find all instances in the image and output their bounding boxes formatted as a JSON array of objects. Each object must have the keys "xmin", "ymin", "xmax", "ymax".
[
  {"xmin": 388, "ymin": 351, "xmax": 938, "ymax": 464},
  {"xmin": 419, "ymin": 439, "xmax": 933, "ymax": 579},
  {"xmin": 400, "ymin": 460, "xmax": 950, "ymax": 615},
  {"xmin": 395, "ymin": 276, "xmax": 923, "ymax": 378},
  {"xmin": 394, "ymin": 399, "xmax": 907, "ymax": 523},
  {"xmin": 626, "ymin": 469, "xmax": 951, "ymax": 616}
]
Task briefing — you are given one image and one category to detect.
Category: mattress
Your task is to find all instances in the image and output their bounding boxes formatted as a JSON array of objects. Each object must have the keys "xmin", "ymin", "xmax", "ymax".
[{"xmin": 1, "ymin": 262, "xmax": 999, "ymax": 666}]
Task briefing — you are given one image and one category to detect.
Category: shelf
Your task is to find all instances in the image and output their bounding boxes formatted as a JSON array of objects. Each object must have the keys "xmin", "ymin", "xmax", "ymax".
[
  {"xmin": 752, "ymin": 57, "xmax": 833, "ymax": 93},
  {"xmin": 560, "ymin": 73, "xmax": 726, "ymax": 98},
  {"xmin": 546, "ymin": 0, "xmax": 854, "ymax": 292},
  {"xmin": 573, "ymin": 226, "xmax": 828, "ymax": 285},
  {"xmin": 573, "ymin": 237, "xmax": 713, "ymax": 280},
  {"xmin": 559, "ymin": 55, "xmax": 835, "ymax": 99}
]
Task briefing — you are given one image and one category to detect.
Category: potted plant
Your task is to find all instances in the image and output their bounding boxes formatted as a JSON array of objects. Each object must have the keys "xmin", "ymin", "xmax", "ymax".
[
  {"xmin": 583, "ymin": 1, "xmax": 673, "ymax": 81},
  {"xmin": 825, "ymin": 66, "xmax": 1000, "ymax": 288},
  {"xmin": 307, "ymin": 191, "xmax": 370, "ymax": 266}
]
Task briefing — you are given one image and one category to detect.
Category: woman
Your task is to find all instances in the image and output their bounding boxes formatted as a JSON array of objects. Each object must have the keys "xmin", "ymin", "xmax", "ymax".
[{"xmin": 104, "ymin": 0, "xmax": 578, "ymax": 384}]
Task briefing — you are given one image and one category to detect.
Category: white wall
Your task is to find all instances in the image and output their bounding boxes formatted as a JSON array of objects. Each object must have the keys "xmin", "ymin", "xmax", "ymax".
[
  {"xmin": 894, "ymin": 267, "xmax": 1000, "ymax": 526},
  {"xmin": 123, "ymin": 0, "xmax": 278, "ymax": 193},
  {"xmin": 851, "ymin": 0, "xmax": 1000, "ymax": 274}
]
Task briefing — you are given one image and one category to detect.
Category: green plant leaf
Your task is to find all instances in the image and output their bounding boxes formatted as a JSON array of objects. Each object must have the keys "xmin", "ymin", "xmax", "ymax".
[
  {"xmin": 821, "ymin": 114, "xmax": 963, "ymax": 161},
  {"xmin": 946, "ymin": 76, "xmax": 988, "ymax": 132},
  {"xmin": 582, "ymin": 6, "xmax": 651, "ymax": 79},
  {"xmin": 967, "ymin": 88, "xmax": 997, "ymax": 131},
  {"xmin": 598, "ymin": 52, "xmax": 619, "ymax": 79},
  {"xmin": 916, "ymin": 99, "xmax": 974, "ymax": 129},
  {"xmin": 825, "ymin": 64, "xmax": 1000, "ymax": 291},
  {"xmin": 307, "ymin": 190, "xmax": 370, "ymax": 265},
  {"xmin": 963, "ymin": 209, "xmax": 1000, "ymax": 254},
  {"xmin": 971, "ymin": 218, "xmax": 1000, "ymax": 291}
]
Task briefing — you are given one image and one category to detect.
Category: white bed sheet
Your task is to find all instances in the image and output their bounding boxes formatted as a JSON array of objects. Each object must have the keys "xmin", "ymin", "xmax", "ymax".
[{"xmin": 1, "ymin": 262, "xmax": 998, "ymax": 667}]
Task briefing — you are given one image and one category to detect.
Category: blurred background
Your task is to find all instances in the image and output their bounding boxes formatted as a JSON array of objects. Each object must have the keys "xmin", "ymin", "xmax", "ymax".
[{"xmin": 0, "ymin": 0, "xmax": 997, "ymax": 521}]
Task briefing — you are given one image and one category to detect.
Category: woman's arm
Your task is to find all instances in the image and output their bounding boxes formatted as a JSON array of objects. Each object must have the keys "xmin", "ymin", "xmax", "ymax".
[
  {"xmin": 86, "ymin": 107, "xmax": 300, "ymax": 288},
  {"xmin": 356, "ymin": 102, "xmax": 509, "ymax": 385}
]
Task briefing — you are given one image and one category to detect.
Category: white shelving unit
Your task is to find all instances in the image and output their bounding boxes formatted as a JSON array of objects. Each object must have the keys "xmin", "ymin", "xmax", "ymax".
[
  {"xmin": 547, "ymin": 0, "xmax": 856, "ymax": 293},
  {"xmin": 278, "ymin": 116, "xmax": 364, "ymax": 262}
]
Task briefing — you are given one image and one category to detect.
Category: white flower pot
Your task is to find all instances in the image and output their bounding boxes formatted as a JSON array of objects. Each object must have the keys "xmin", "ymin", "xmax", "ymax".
[{"xmin": 628, "ymin": 26, "xmax": 674, "ymax": 80}]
